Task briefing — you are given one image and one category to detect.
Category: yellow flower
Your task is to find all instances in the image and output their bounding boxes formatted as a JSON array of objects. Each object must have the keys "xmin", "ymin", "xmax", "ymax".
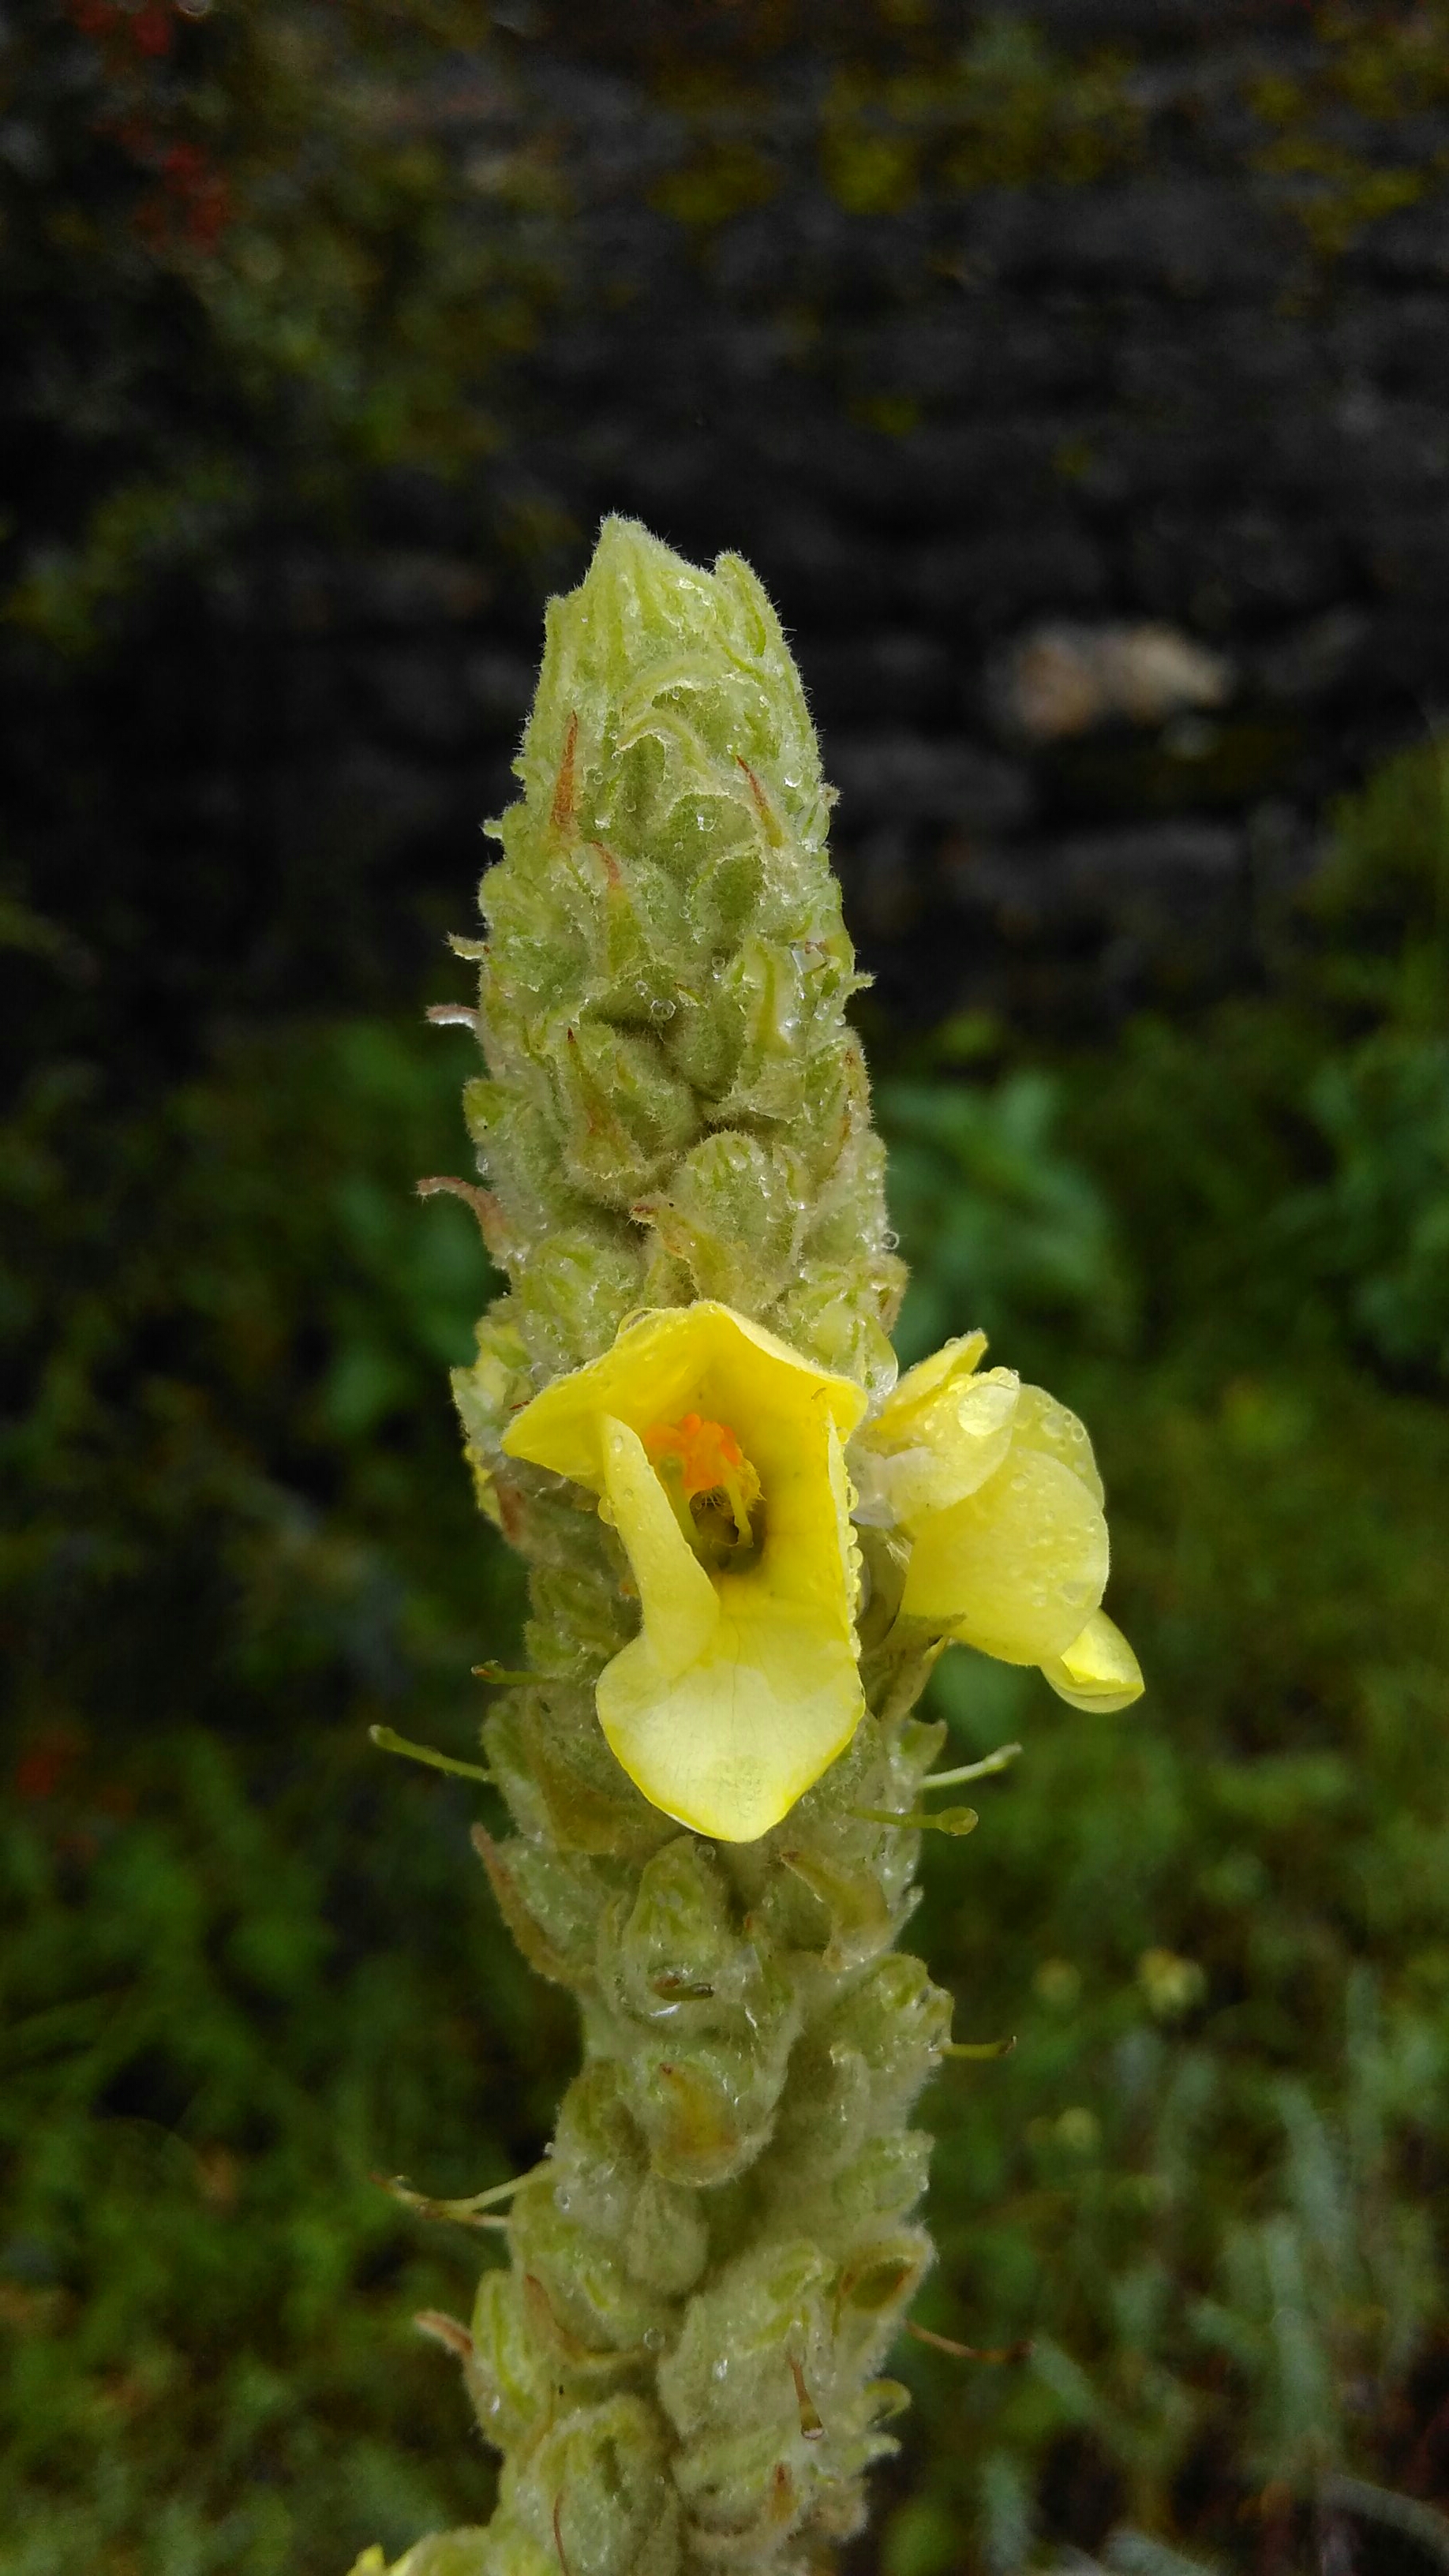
[
  {"xmin": 501, "ymin": 1302, "xmax": 867, "ymax": 1842},
  {"xmin": 858, "ymin": 1333, "xmax": 1143, "ymax": 1709}
]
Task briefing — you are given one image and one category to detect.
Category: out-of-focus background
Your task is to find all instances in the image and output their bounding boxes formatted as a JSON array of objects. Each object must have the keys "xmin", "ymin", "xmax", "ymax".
[{"xmin": 5, "ymin": 3, "xmax": 1449, "ymax": 2570}]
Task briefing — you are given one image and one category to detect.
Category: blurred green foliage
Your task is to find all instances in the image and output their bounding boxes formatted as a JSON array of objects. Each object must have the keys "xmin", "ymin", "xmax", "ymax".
[
  {"xmin": 879, "ymin": 1065, "xmax": 1136, "ymax": 1366},
  {"xmin": 876, "ymin": 742, "xmax": 1449, "ymax": 2571},
  {"xmin": 2, "ymin": 1001, "xmax": 549, "ymax": 2568},
  {"xmin": 6, "ymin": 691, "xmax": 1449, "ymax": 2574},
  {"xmin": 2, "ymin": 0, "xmax": 561, "ymax": 655}
]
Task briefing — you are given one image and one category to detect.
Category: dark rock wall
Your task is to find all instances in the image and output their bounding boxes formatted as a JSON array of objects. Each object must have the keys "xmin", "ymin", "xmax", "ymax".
[
  {"xmin": 501, "ymin": 18, "xmax": 1449, "ymax": 1027},
  {"xmin": 27, "ymin": 7, "xmax": 1449, "ymax": 1056}
]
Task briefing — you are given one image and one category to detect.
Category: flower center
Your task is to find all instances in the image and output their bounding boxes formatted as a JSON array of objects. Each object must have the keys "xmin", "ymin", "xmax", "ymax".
[{"xmin": 644, "ymin": 1412, "xmax": 763, "ymax": 1569}]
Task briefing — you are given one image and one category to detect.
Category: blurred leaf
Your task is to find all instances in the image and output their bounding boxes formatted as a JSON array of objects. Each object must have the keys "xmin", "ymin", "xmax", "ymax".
[{"xmin": 881, "ymin": 1069, "xmax": 1134, "ymax": 1365}]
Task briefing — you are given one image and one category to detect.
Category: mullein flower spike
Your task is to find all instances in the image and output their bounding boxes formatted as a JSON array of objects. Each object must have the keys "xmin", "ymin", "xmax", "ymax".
[{"xmin": 367, "ymin": 520, "xmax": 1140, "ymax": 2576}]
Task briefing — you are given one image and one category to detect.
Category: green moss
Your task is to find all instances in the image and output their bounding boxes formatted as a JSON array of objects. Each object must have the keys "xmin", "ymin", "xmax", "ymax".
[
  {"xmin": 649, "ymin": 144, "xmax": 781, "ymax": 230},
  {"xmin": 1249, "ymin": 6, "xmax": 1449, "ymax": 258},
  {"xmin": 818, "ymin": 24, "xmax": 1140, "ymax": 219}
]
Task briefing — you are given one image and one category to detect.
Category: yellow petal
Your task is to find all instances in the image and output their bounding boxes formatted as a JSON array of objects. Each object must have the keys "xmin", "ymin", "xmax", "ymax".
[
  {"xmin": 501, "ymin": 1303, "xmax": 870, "ymax": 1834},
  {"xmin": 1010, "ymin": 1381, "xmax": 1104, "ymax": 1506},
  {"xmin": 861, "ymin": 1365, "xmax": 1020, "ymax": 1528},
  {"xmin": 757, "ymin": 1414, "xmax": 860, "ymax": 1626},
  {"xmin": 902, "ymin": 1447, "xmax": 1109, "ymax": 1662},
  {"xmin": 868, "ymin": 1331, "xmax": 987, "ymax": 1448},
  {"xmin": 597, "ymin": 1589, "xmax": 864, "ymax": 1841},
  {"xmin": 1039, "ymin": 1610, "xmax": 1144, "ymax": 1712},
  {"xmin": 500, "ymin": 1301, "xmax": 865, "ymax": 1490},
  {"xmin": 600, "ymin": 1416, "xmax": 718, "ymax": 1679}
]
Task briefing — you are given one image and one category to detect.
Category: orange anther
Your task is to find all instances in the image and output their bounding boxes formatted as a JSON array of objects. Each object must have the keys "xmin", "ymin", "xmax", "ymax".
[
  {"xmin": 645, "ymin": 1413, "xmax": 748, "ymax": 1494},
  {"xmin": 644, "ymin": 1413, "xmax": 761, "ymax": 1551}
]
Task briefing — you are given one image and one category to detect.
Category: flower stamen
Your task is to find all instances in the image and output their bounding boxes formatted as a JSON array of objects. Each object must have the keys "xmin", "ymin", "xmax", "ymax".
[{"xmin": 645, "ymin": 1412, "xmax": 762, "ymax": 1566}]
